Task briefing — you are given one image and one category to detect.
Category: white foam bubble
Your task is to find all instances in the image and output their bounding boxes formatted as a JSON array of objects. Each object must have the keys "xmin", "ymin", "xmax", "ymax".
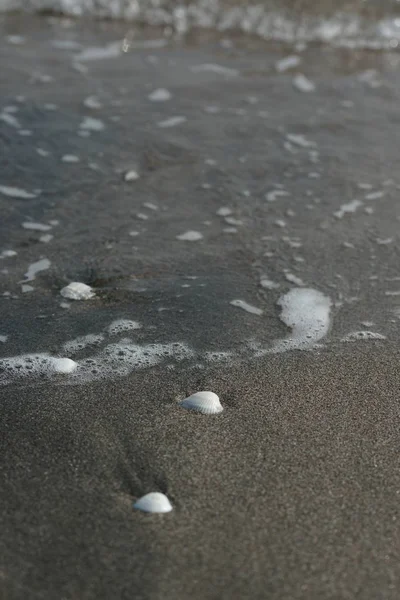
[
  {"xmin": 204, "ymin": 105, "xmax": 220, "ymax": 114},
  {"xmin": 83, "ymin": 95, "xmax": 102, "ymax": 109},
  {"xmin": 21, "ymin": 284, "xmax": 34, "ymax": 293},
  {"xmin": 0, "ymin": 185, "xmax": 37, "ymax": 199},
  {"xmin": 341, "ymin": 331, "xmax": 386, "ymax": 342},
  {"xmin": 275, "ymin": 55, "xmax": 301, "ymax": 72},
  {"xmin": 80, "ymin": 117, "xmax": 105, "ymax": 132},
  {"xmin": 216, "ymin": 207, "xmax": 232, "ymax": 217},
  {"xmin": 143, "ymin": 202, "xmax": 158, "ymax": 211},
  {"xmin": 129, "ymin": 39, "xmax": 167, "ymax": 50},
  {"xmin": 266, "ymin": 189, "xmax": 289, "ymax": 202},
  {"xmin": 176, "ymin": 230, "xmax": 203, "ymax": 241},
  {"xmin": 191, "ymin": 63, "xmax": 239, "ymax": 77},
  {"xmin": 158, "ymin": 116, "xmax": 187, "ymax": 128},
  {"xmin": 73, "ymin": 62, "xmax": 88, "ymax": 74},
  {"xmin": 107, "ymin": 319, "xmax": 141, "ymax": 335},
  {"xmin": 22, "ymin": 222, "xmax": 52, "ymax": 232},
  {"xmin": 272, "ymin": 288, "xmax": 332, "ymax": 351},
  {"xmin": 283, "ymin": 237, "xmax": 302, "ymax": 249},
  {"xmin": 275, "ymin": 219, "xmax": 286, "ymax": 228},
  {"xmin": 60, "ymin": 282, "xmax": 94, "ymax": 300},
  {"xmin": 293, "ymin": 74, "xmax": 316, "ymax": 92},
  {"xmin": 285, "ymin": 272, "xmax": 305, "ymax": 286},
  {"xmin": 39, "ymin": 233, "xmax": 53, "ymax": 243},
  {"xmin": 6, "ymin": 35, "xmax": 25, "ymax": 45},
  {"xmin": 22, "ymin": 258, "xmax": 51, "ymax": 282},
  {"xmin": 0, "ymin": 335, "xmax": 8, "ymax": 342},
  {"xmin": 74, "ymin": 340, "xmax": 194, "ymax": 383},
  {"xmin": 230, "ymin": 299, "xmax": 263, "ymax": 316},
  {"xmin": 260, "ymin": 277, "xmax": 280, "ymax": 290},
  {"xmin": 225, "ymin": 216, "xmax": 243, "ymax": 226},
  {"xmin": 365, "ymin": 191, "xmax": 385, "ymax": 200},
  {"xmin": 75, "ymin": 42, "xmax": 121, "ymax": 62},
  {"xmin": 148, "ymin": 88, "xmax": 172, "ymax": 102},
  {"xmin": 51, "ymin": 40, "xmax": 82, "ymax": 50},
  {"xmin": 0, "ymin": 250, "xmax": 17, "ymax": 259},
  {"xmin": 124, "ymin": 170, "xmax": 140, "ymax": 182},
  {"xmin": 286, "ymin": 133, "xmax": 316, "ymax": 148},
  {"xmin": 0, "ymin": 353, "xmax": 77, "ymax": 385},
  {"xmin": 0, "ymin": 339, "xmax": 194, "ymax": 386},
  {"xmin": 334, "ymin": 199, "xmax": 363, "ymax": 219},
  {"xmin": 204, "ymin": 351, "xmax": 233, "ymax": 363},
  {"xmin": 62, "ymin": 155, "xmax": 80, "ymax": 163},
  {"xmin": 62, "ymin": 334, "xmax": 105, "ymax": 354},
  {"xmin": 34, "ymin": 73, "xmax": 53, "ymax": 83},
  {"xmin": 0, "ymin": 111, "xmax": 21, "ymax": 128}
]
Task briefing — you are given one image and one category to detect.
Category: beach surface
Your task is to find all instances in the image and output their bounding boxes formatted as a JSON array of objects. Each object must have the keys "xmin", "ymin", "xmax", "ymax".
[{"xmin": 1, "ymin": 13, "xmax": 400, "ymax": 599}]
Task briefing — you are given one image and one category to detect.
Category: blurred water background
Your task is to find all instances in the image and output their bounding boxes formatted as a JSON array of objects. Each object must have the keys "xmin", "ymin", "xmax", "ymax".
[{"xmin": 1, "ymin": 0, "xmax": 400, "ymax": 48}]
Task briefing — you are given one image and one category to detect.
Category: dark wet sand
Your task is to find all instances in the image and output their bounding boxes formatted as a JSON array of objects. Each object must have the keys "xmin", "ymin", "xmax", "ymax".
[
  {"xmin": 1, "ymin": 14, "xmax": 400, "ymax": 600},
  {"xmin": 2, "ymin": 346, "xmax": 400, "ymax": 600}
]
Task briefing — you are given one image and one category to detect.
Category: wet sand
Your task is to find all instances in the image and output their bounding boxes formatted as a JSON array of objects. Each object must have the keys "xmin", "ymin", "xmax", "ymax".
[{"xmin": 1, "ymin": 14, "xmax": 400, "ymax": 600}]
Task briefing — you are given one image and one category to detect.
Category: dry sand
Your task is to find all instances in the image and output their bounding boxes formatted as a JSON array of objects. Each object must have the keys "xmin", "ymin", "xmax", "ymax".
[{"xmin": 2, "ymin": 347, "xmax": 400, "ymax": 599}]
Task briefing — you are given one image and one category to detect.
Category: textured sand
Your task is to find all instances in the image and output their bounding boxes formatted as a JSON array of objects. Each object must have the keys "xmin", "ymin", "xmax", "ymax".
[
  {"xmin": 1, "ymin": 346, "xmax": 400, "ymax": 599},
  {"xmin": 1, "ymin": 14, "xmax": 400, "ymax": 600}
]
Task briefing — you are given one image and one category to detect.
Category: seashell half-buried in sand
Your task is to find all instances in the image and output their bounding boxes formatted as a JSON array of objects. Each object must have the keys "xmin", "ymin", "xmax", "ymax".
[
  {"xmin": 133, "ymin": 492, "xmax": 173, "ymax": 513},
  {"xmin": 179, "ymin": 391, "xmax": 223, "ymax": 415}
]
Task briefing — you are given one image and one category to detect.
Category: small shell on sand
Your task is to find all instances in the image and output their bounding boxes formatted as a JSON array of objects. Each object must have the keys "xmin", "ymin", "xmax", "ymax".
[
  {"xmin": 133, "ymin": 492, "xmax": 173, "ymax": 513},
  {"xmin": 179, "ymin": 391, "xmax": 223, "ymax": 414},
  {"xmin": 60, "ymin": 282, "xmax": 95, "ymax": 300},
  {"xmin": 52, "ymin": 357, "xmax": 78, "ymax": 374}
]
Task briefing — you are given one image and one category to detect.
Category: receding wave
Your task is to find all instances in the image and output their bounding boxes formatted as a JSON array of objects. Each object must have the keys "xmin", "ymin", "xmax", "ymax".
[{"xmin": 1, "ymin": 0, "xmax": 400, "ymax": 49}]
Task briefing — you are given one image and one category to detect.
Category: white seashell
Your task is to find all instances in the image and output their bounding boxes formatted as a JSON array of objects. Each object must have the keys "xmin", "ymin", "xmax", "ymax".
[
  {"xmin": 60, "ymin": 282, "xmax": 95, "ymax": 300},
  {"xmin": 52, "ymin": 357, "xmax": 78, "ymax": 374},
  {"xmin": 133, "ymin": 492, "xmax": 173, "ymax": 513},
  {"xmin": 179, "ymin": 391, "xmax": 223, "ymax": 415}
]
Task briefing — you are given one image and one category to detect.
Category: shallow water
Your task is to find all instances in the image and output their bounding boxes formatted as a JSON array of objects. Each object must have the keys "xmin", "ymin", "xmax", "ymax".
[{"xmin": 1, "ymin": 14, "xmax": 399, "ymax": 387}]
